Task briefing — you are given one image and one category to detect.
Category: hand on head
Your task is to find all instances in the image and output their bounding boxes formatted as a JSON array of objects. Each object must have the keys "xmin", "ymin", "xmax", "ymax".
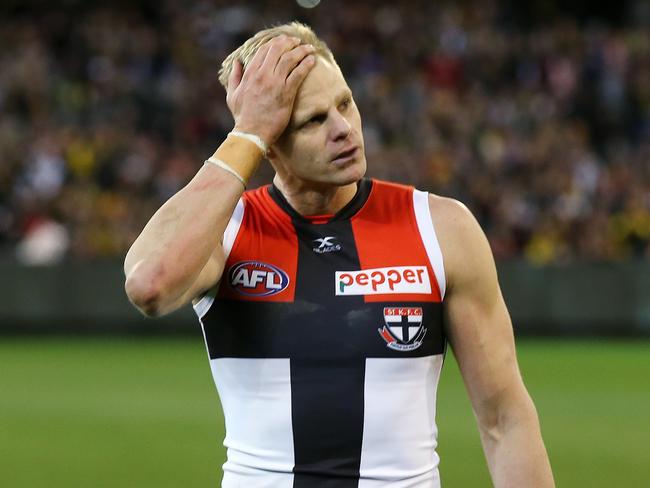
[{"xmin": 226, "ymin": 36, "xmax": 316, "ymax": 147}]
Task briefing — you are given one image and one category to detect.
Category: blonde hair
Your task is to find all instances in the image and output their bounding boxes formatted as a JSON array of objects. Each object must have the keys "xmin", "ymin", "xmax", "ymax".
[{"xmin": 218, "ymin": 21, "xmax": 335, "ymax": 88}]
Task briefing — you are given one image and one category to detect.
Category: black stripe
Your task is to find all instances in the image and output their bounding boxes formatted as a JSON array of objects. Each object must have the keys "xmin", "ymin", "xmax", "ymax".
[
  {"xmin": 201, "ymin": 300, "xmax": 444, "ymax": 359},
  {"xmin": 291, "ymin": 357, "xmax": 365, "ymax": 488},
  {"xmin": 290, "ymin": 217, "xmax": 365, "ymax": 487}
]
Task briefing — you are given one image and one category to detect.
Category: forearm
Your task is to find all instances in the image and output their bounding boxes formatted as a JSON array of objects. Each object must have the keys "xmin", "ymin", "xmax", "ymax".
[
  {"xmin": 124, "ymin": 137, "xmax": 263, "ymax": 314},
  {"xmin": 125, "ymin": 165, "xmax": 239, "ymax": 303},
  {"xmin": 479, "ymin": 398, "xmax": 555, "ymax": 488}
]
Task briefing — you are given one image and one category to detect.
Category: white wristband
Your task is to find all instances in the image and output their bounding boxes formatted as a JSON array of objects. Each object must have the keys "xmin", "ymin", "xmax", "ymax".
[
  {"xmin": 205, "ymin": 157, "xmax": 246, "ymax": 188},
  {"xmin": 229, "ymin": 130, "xmax": 268, "ymax": 154}
]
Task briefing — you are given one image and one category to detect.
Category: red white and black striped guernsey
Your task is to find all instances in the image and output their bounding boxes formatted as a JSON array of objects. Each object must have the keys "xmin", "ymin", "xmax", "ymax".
[{"xmin": 193, "ymin": 178, "xmax": 447, "ymax": 488}]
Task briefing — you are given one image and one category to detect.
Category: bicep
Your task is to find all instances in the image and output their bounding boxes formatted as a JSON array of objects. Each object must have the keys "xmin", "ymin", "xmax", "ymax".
[
  {"xmin": 446, "ymin": 283, "xmax": 525, "ymax": 424},
  {"xmin": 435, "ymin": 198, "xmax": 528, "ymax": 425}
]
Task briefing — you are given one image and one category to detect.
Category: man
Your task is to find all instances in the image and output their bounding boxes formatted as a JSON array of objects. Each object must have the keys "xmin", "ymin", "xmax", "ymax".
[{"xmin": 124, "ymin": 22, "xmax": 554, "ymax": 488}]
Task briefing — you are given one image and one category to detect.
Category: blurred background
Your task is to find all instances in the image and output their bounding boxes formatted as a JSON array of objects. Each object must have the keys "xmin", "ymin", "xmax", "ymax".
[{"xmin": 1, "ymin": 0, "xmax": 648, "ymax": 486}]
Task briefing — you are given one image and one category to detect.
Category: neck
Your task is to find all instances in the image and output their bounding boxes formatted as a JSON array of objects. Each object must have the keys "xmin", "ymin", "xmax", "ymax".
[{"xmin": 272, "ymin": 175, "xmax": 359, "ymax": 216}]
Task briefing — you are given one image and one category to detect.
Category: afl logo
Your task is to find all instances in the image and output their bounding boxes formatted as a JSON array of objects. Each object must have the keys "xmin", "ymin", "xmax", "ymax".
[{"xmin": 229, "ymin": 261, "xmax": 290, "ymax": 297}]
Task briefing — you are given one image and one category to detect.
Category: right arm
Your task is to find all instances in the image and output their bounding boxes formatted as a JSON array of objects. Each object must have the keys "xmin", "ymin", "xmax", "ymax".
[
  {"xmin": 124, "ymin": 165, "xmax": 246, "ymax": 317},
  {"xmin": 124, "ymin": 35, "xmax": 315, "ymax": 316}
]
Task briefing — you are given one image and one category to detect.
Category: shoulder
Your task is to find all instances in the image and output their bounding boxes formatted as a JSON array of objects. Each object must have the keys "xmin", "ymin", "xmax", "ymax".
[
  {"xmin": 427, "ymin": 193, "xmax": 479, "ymax": 239},
  {"xmin": 426, "ymin": 193, "xmax": 496, "ymax": 295}
]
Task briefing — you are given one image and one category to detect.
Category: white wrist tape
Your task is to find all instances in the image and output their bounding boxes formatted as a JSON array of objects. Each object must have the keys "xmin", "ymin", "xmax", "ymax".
[
  {"xmin": 205, "ymin": 156, "xmax": 246, "ymax": 188},
  {"xmin": 229, "ymin": 130, "xmax": 268, "ymax": 154}
]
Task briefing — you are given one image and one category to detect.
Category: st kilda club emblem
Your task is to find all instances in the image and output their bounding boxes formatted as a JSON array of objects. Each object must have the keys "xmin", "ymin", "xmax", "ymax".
[{"xmin": 378, "ymin": 307, "xmax": 427, "ymax": 351}]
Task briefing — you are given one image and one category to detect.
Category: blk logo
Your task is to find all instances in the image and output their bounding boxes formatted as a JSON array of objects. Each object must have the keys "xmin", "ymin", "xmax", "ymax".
[{"xmin": 313, "ymin": 236, "xmax": 342, "ymax": 254}]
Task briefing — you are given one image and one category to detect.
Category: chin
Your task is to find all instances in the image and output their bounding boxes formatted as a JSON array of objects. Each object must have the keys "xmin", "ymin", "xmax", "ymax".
[
  {"xmin": 292, "ymin": 157, "xmax": 367, "ymax": 189},
  {"xmin": 331, "ymin": 157, "xmax": 367, "ymax": 186}
]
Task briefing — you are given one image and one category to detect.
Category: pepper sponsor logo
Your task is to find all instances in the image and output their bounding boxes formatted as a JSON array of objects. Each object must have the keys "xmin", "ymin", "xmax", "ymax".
[
  {"xmin": 335, "ymin": 266, "xmax": 431, "ymax": 296},
  {"xmin": 229, "ymin": 261, "xmax": 290, "ymax": 297}
]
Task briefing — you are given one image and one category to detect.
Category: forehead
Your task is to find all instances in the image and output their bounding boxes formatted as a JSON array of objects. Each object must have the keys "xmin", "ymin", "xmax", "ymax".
[{"xmin": 291, "ymin": 58, "xmax": 350, "ymax": 119}]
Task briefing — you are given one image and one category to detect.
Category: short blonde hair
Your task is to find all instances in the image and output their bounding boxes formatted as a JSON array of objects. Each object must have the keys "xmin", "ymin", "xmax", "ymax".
[{"xmin": 218, "ymin": 21, "xmax": 335, "ymax": 88}]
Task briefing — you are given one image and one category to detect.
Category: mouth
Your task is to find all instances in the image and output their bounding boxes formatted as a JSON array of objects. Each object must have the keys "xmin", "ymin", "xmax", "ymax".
[{"xmin": 331, "ymin": 146, "xmax": 359, "ymax": 165}]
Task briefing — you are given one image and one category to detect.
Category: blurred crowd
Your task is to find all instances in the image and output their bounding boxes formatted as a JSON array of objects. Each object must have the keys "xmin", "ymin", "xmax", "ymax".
[{"xmin": 1, "ymin": 0, "xmax": 648, "ymax": 264}]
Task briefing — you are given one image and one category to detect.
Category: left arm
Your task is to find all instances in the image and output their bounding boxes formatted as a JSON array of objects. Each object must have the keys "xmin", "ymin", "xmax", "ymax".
[{"xmin": 430, "ymin": 195, "xmax": 554, "ymax": 487}]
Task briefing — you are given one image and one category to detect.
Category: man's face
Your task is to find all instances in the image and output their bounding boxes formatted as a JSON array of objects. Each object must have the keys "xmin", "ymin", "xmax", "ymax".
[{"xmin": 270, "ymin": 57, "xmax": 367, "ymax": 186}]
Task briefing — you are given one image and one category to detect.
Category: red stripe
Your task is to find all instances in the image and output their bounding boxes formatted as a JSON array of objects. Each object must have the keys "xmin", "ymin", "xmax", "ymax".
[
  {"xmin": 351, "ymin": 180, "xmax": 442, "ymax": 303},
  {"xmin": 217, "ymin": 186, "xmax": 298, "ymax": 302}
]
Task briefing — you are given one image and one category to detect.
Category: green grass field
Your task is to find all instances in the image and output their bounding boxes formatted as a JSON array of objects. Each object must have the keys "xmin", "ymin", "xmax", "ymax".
[{"xmin": 1, "ymin": 337, "xmax": 648, "ymax": 487}]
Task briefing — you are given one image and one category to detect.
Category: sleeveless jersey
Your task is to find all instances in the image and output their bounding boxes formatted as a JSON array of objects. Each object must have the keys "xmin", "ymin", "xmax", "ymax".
[{"xmin": 193, "ymin": 178, "xmax": 447, "ymax": 488}]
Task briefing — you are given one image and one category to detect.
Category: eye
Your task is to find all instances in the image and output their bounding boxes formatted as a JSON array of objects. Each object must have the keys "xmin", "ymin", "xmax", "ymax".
[
  {"xmin": 339, "ymin": 98, "xmax": 352, "ymax": 110},
  {"xmin": 302, "ymin": 113, "xmax": 327, "ymax": 128}
]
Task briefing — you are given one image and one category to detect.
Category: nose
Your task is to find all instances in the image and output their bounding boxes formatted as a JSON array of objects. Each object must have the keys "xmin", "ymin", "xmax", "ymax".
[{"xmin": 329, "ymin": 109, "xmax": 352, "ymax": 141}]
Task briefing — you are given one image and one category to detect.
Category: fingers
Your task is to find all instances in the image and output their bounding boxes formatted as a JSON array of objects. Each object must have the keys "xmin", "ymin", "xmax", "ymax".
[
  {"xmin": 246, "ymin": 39, "xmax": 274, "ymax": 74},
  {"xmin": 285, "ymin": 53, "xmax": 316, "ymax": 91},
  {"xmin": 242, "ymin": 36, "xmax": 314, "ymax": 86},
  {"xmin": 260, "ymin": 35, "xmax": 301, "ymax": 72},
  {"xmin": 275, "ymin": 43, "xmax": 315, "ymax": 79},
  {"xmin": 227, "ymin": 59, "xmax": 243, "ymax": 96}
]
